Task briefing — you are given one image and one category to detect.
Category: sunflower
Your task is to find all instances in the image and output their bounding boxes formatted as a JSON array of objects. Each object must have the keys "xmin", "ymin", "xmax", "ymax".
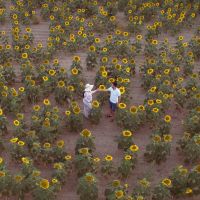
[
  {"xmin": 18, "ymin": 141, "xmax": 25, "ymax": 146},
  {"xmin": 196, "ymin": 106, "xmax": 200, "ymax": 113},
  {"xmin": 0, "ymin": 109, "xmax": 3, "ymax": 116},
  {"xmin": 195, "ymin": 165, "xmax": 200, "ymax": 173},
  {"xmin": 185, "ymin": 188, "xmax": 193, "ymax": 194},
  {"xmin": 102, "ymin": 47, "xmax": 107, "ymax": 52},
  {"xmin": 164, "ymin": 69, "xmax": 170, "ymax": 75},
  {"xmin": 71, "ymin": 101, "xmax": 78, "ymax": 107},
  {"xmin": 101, "ymin": 57, "xmax": 108, "ymax": 63},
  {"xmin": 122, "ymin": 58, "xmax": 128, "ymax": 64},
  {"xmin": 1, "ymin": 91, "xmax": 7, "ymax": 97},
  {"xmin": 118, "ymin": 103, "xmax": 126, "ymax": 109},
  {"xmin": 99, "ymin": 85, "xmax": 106, "ymax": 90},
  {"xmin": 112, "ymin": 180, "xmax": 120, "ymax": 187},
  {"xmin": 125, "ymin": 155, "xmax": 132, "ymax": 160},
  {"xmin": 0, "ymin": 171, "xmax": 5, "ymax": 177},
  {"xmin": 10, "ymin": 137, "xmax": 18, "ymax": 143},
  {"xmin": 117, "ymin": 77, "xmax": 123, "ymax": 83},
  {"xmin": 178, "ymin": 36, "xmax": 184, "ymax": 41},
  {"xmin": 79, "ymin": 148, "xmax": 89, "ymax": 155},
  {"xmin": 118, "ymin": 87, "xmax": 125, "ymax": 95},
  {"xmin": 105, "ymin": 155, "xmax": 113, "ymax": 161},
  {"xmin": 129, "ymin": 144, "xmax": 139, "ymax": 152},
  {"xmin": 49, "ymin": 15, "xmax": 55, "ymax": 20},
  {"xmin": 14, "ymin": 175, "xmax": 24, "ymax": 183},
  {"xmin": 22, "ymin": 53, "xmax": 28, "ymax": 59},
  {"xmin": 164, "ymin": 115, "xmax": 171, "ymax": 123},
  {"xmin": 65, "ymin": 110, "xmax": 71, "ymax": 116},
  {"xmin": 73, "ymin": 56, "xmax": 80, "ymax": 62},
  {"xmin": 19, "ymin": 87, "xmax": 25, "ymax": 92},
  {"xmin": 0, "ymin": 157, "xmax": 3, "ymax": 164},
  {"xmin": 156, "ymin": 99, "xmax": 162, "ymax": 104},
  {"xmin": 52, "ymin": 178, "xmax": 58, "ymax": 184},
  {"xmin": 115, "ymin": 64, "xmax": 122, "ymax": 71},
  {"xmin": 136, "ymin": 196, "xmax": 144, "ymax": 200},
  {"xmin": 139, "ymin": 178, "xmax": 150, "ymax": 188},
  {"xmin": 99, "ymin": 66, "xmax": 106, "ymax": 72},
  {"xmin": 40, "ymin": 179, "xmax": 50, "ymax": 189},
  {"xmin": 95, "ymin": 38, "xmax": 100, "ymax": 43},
  {"xmin": 138, "ymin": 105, "xmax": 145, "ymax": 111},
  {"xmin": 6, "ymin": 45, "xmax": 11, "ymax": 49},
  {"xmin": 163, "ymin": 94, "xmax": 169, "ymax": 99},
  {"xmin": 122, "ymin": 130, "xmax": 132, "ymax": 137},
  {"xmin": 64, "ymin": 155, "xmax": 72, "ymax": 160},
  {"xmin": 67, "ymin": 85, "xmax": 75, "ymax": 92},
  {"xmin": 43, "ymin": 99, "xmax": 50, "ymax": 106},
  {"xmin": 112, "ymin": 58, "xmax": 118, "ymax": 64},
  {"xmin": 81, "ymin": 129, "xmax": 91, "ymax": 137},
  {"xmin": 73, "ymin": 106, "xmax": 81, "ymax": 114},
  {"xmin": 123, "ymin": 78, "xmax": 130, "ymax": 83},
  {"xmin": 43, "ymin": 143, "xmax": 51, "ymax": 148},
  {"xmin": 33, "ymin": 105, "xmax": 40, "ymax": 112},
  {"xmin": 13, "ymin": 120, "xmax": 20, "ymax": 126},
  {"xmin": 152, "ymin": 135, "xmax": 161, "ymax": 142},
  {"xmin": 163, "ymin": 134, "xmax": 172, "ymax": 142},
  {"xmin": 183, "ymin": 42, "xmax": 188, "ymax": 47},
  {"xmin": 71, "ymin": 67, "xmax": 78, "ymax": 75},
  {"xmin": 49, "ymin": 69, "xmax": 56, "ymax": 76},
  {"xmin": 130, "ymin": 106, "xmax": 138, "ymax": 114},
  {"xmin": 25, "ymin": 27, "xmax": 31, "ymax": 33},
  {"xmin": 109, "ymin": 78, "xmax": 115, "ymax": 83},
  {"xmin": 101, "ymin": 71, "xmax": 107, "ymax": 78},
  {"xmin": 17, "ymin": 113, "xmax": 24, "ymax": 120},
  {"xmin": 89, "ymin": 45, "xmax": 96, "ymax": 52},
  {"xmin": 115, "ymin": 190, "xmax": 124, "ymax": 199},
  {"xmin": 25, "ymin": 45, "xmax": 30, "ymax": 49},
  {"xmin": 195, "ymin": 136, "xmax": 200, "ymax": 145},
  {"xmin": 93, "ymin": 157, "xmax": 100, "ymax": 163},
  {"xmin": 115, "ymin": 29, "xmax": 121, "ymax": 35},
  {"xmin": 55, "ymin": 140, "xmax": 64, "ymax": 148},
  {"xmin": 151, "ymin": 39, "xmax": 158, "ymax": 45},
  {"xmin": 162, "ymin": 178, "xmax": 172, "ymax": 187},
  {"xmin": 147, "ymin": 68, "xmax": 154, "ymax": 75},
  {"xmin": 136, "ymin": 34, "xmax": 143, "ymax": 40},
  {"xmin": 152, "ymin": 107, "xmax": 159, "ymax": 113},
  {"xmin": 21, "ymin": 157, "xmax": 30, "ymax": 165},
  {"xmin": 147, "ymin": 100, "xmax": 154, "ymax": 106},
  {"xmin": 57, "ymin": 81, "xmax": 65, "ymax": 88},
  {"xmin": 85, "ymin": 174, "xmax": 95, "ymax": 182}
]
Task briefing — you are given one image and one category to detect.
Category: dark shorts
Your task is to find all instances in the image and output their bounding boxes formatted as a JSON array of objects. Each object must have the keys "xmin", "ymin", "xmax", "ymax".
[{"xmin": 109, "ymin": 101, "xmax": 117, "ymax": 112}]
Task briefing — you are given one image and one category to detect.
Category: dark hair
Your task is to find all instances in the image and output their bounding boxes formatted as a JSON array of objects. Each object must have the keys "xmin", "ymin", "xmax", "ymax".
[{"xmin": 113, "ymin": 82, "xmax": 117, "ymax": 87}]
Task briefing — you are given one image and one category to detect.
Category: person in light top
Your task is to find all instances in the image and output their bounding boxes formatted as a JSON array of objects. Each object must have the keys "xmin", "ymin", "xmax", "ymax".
[
  {"xmin": 83, "ymin": 84, "xmax": 99, "ymax": 118},
  {"xmin": 103, "ymin": 82, "xmax": 121, "ymax": 121}
]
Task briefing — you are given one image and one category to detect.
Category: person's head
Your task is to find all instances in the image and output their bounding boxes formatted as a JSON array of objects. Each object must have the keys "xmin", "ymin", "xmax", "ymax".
[
  {"xmin": 112, "ymin": 82, "xmax": 117, "ymax": 89},
  {"xmin": 84, "ymin": 84, "xmax": 94, "ymax": 92}
]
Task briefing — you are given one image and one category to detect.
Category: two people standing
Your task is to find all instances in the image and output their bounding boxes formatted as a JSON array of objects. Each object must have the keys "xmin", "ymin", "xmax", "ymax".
[{"xmin": 83, "ymin": 82, "xmax": 121, "ymax": 121}]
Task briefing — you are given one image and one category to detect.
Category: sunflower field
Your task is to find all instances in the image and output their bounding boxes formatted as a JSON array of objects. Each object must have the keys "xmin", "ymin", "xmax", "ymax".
[{"xmin": 0, "ymin": 0, "xmax": 200, "ymax": 199}]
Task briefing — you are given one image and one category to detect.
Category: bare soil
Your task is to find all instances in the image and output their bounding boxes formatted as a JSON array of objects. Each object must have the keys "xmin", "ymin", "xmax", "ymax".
[{"xmin": 0, "ymin": 7, "xmax": 199, "ymax": 200}]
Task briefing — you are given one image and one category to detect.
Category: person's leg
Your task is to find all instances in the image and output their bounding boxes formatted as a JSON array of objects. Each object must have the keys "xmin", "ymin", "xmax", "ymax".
[
  {"xmin": 83, "ymin": 102, "xmax": 91, "ymax": 118},
  {"xmin": 107, "ymin": 101, "xmax": 113, "ymax": 117},
  {"xmin": 110, "ymin": 102, "xmax": 116, "ymax": 121},
  {"xmin": 83, "ymin": 103, "xmax": 88, "ymax": 118}
]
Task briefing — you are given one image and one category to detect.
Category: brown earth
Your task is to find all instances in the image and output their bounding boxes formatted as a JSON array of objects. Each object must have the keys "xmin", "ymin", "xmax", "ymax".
[{"xmin": 0, "ymin": 5, "xmax": 200, "ymax": 200}]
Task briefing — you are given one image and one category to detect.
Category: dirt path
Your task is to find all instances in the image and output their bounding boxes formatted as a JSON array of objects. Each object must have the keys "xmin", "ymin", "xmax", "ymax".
[{"xmin": 0, "ymin": 7, "xmax": 199, "ymax": 200}]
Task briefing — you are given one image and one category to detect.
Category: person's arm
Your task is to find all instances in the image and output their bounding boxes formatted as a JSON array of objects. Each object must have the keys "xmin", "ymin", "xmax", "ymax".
[
  {"xmin": 99, "ymin": 87, "xmax": 111, "ymax": 92},
  {"xmin": 117, "ymin": 90, "xmax": 121, "ymax": 105},
  {"xmin": 91, "ymin": 89, "xmax": 98, "ymax": 94}
]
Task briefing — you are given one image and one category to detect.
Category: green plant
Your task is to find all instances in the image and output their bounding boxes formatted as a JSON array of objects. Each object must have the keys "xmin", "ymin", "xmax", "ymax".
[
  {"xmin": 77, "ymin": 173, "xmax": 98, "ymax": 200},
  {"xmin": 144, "ymin": 134, "xmax": 172, "ymax": 164}
]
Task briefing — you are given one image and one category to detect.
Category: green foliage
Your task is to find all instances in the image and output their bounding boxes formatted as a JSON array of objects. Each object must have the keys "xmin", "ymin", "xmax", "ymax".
[{"xmin": 77, "ymin": 173, "xmax": 98, "ymax": 200}]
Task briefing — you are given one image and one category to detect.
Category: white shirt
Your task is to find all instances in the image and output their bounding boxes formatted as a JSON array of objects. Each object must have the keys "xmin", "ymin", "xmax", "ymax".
[
  {"xmin": 108, "ymin": 87, "xmax": 121, "ymax": 103},
  {"xmin": 83, "ymin": 91, "xmax": 95, "ymax": 103}
]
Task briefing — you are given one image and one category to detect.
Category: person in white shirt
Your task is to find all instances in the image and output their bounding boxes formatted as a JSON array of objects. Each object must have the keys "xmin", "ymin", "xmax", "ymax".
[
  {"xmin": 83, "ymin": 84, "xmax": 99, "ymax": 118},
  {"xmin": 103, "ymin": 82, "xmax": 121, "ymax": 121}
]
